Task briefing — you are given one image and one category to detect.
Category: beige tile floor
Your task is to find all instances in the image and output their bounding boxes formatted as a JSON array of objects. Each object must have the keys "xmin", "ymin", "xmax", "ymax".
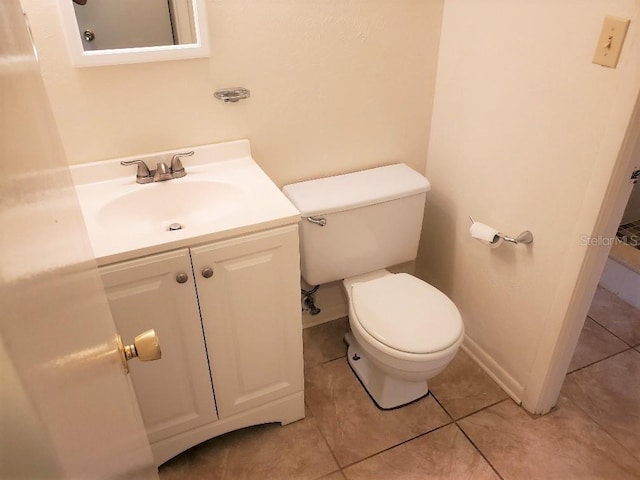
[{"xmin": 160, "ymin": 287, "xmax": 640, "ymax": 479}]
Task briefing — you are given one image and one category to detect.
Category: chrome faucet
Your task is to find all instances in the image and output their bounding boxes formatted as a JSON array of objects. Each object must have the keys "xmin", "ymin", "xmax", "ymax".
[
  {"xmin": 153, "ymin": 162, "xmax": 172, "ymax": 182},
  {"xmin": 121, "ymin": 151, "xmax": 194, "ymax": 184}
]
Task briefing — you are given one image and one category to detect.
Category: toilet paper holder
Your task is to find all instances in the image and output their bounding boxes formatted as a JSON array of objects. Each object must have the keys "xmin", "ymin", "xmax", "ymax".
[{"xmin": 469, "ymin": 217, "xmax": 533, "ymax": 245}]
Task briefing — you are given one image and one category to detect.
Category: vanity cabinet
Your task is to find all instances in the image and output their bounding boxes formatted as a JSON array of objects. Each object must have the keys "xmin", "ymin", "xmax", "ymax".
[
  {"xmin": 192, "ymin": 226, "xmax": 303, "ymax": 419},
  {"xmin": 100, "ymin": 249, "xmax": 217, "ymax": 444},
  {"xmin": 100, "ymin": 225, "xmax": 304, "ymax": 465}
]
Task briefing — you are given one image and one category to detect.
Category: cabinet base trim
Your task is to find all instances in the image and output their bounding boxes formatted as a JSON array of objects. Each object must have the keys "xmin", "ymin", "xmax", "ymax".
[{"xmin": 152, "ymin": 391, "xmax": 305, "ymax": 466}]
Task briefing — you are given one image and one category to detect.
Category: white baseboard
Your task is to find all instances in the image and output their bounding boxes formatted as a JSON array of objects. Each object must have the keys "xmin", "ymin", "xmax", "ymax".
[
  {"xmin": 462, "ymin": 335, "xmax": 525, "ymax": 404},
  {"xmin": 599, "ymin": 257, "xmax": 640, "ymax": 310}
]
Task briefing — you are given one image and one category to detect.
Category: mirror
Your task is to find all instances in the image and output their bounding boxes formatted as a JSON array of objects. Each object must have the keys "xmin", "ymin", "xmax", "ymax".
[{"xmin": 58, "ymin": 0, "xmax": 209, "ymax": 67}]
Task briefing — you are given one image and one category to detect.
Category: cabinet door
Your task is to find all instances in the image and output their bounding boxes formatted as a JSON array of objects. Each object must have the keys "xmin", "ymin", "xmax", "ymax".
[
  {"xmin": 191, "ymin": 226, "xmax": 304, "ymax": 419},
  {"xmin": 100, "ymin": 249, "xmax": 217, "ymax": 443}
]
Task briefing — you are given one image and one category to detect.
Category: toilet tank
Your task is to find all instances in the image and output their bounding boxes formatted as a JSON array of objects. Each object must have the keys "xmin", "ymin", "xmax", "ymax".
[{"xmin": 283, "ymin": 164, "xmax": 431, "ymax": 286}]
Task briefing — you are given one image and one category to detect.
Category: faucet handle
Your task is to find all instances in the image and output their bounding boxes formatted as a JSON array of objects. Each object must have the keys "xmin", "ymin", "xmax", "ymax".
[
  {"xmin": 120, "ymin": 159, "xmax": 151, "ymax": 180},
  {"xmin": 170, "ymin": 151, "xmax": 194, "ymax": 178}
]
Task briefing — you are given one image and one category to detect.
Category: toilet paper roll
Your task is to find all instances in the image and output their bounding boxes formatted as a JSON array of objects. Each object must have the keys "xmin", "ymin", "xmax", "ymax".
[{"xmin": 470, "ymin": 222, "xmax": 503, "ymax": 248}]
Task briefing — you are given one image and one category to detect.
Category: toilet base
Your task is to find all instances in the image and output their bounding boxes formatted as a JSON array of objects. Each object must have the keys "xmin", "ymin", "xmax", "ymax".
[{"xmin": 344, "ymin": 332, "xmax": 429, "ymax": 410}]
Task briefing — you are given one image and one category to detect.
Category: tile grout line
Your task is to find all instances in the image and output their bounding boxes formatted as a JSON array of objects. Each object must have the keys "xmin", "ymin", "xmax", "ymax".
[
  {"xmin": 304, "ymin": 345, "xmax": 346, "ymax": 479},
  {"xmin": 336, "ymin": 393, "xmax": 512, "ymax": 474},
  {"xmin": 448, "ymin": 397, "xmax": 512, "ymax": 423},
  {"xmin": 429, "ymin": 390, "xmax": 507, "ymax": 478},
  {"xmin": 336, "ymin": 422, "xmax": 455, "ymax": 472},
  {"xmin": 302, "ymin": 397, "xmax": 345, "ymax": 480},
  {"xmin": 334, "ymin": 357, "xmax": 457, "ymax": 470},
  {"xmin": 563, "ymin": 345, "xmax": 640, "ymax": 465},
  {"xmin": 453, "ymin": 422, "xmax": 505, "ymax": 480},
  {"xmin": 567, "ymin": 345, "xmax": 635, "ymax": 375},
  {"xmin": 428, "ymin": 389, "xmax": 456, "ymax": 421},
  {"xmin": 309, "ymin": 351, "xmax": 460, "ymax": 475},
  {"xmin": 560, "ymin": 379, "xmax": 640, "ymax": 465},
  {"xmin": 587, "ymin": 314, "xmax": 639, "ymax": 348},
  {"xmin": 444, "ymin": 394, "xmax": 513, "ymax": 479}
]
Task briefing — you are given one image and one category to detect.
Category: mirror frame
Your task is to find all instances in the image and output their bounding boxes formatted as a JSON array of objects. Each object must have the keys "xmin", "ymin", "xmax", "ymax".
[{"xmin": 58, "ymin": 0, "xmax": 210, "ymax": 67}]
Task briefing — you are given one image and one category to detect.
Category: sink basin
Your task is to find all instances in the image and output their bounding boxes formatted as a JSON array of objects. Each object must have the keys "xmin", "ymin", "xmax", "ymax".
[
  {"xmin": 96, "ymin": 180, "xmax": 245, "ymax": 233},
  {"xmin": 71, "ymin": 140, "xmax": 301, "ymax": 265}
]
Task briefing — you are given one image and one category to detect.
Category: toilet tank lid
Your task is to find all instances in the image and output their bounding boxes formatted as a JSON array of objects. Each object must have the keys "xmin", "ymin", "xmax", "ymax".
[{"xmin": 282, "ymin": 164, "xmax": 431, "ymax": 217}]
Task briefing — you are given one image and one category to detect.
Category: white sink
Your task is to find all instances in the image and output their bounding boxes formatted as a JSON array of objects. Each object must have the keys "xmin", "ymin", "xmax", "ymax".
[
  {"xmin": 95, "ymin": 180, "xmax": 245, "ymax": 234},
  {"xmin": 71, "ymin": 140, "xmax": 300, "ymax": 265}
]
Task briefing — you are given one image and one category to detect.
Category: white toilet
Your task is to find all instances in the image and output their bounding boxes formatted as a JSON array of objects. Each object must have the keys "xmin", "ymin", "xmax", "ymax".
[{"xmin": 283, "ymin": 164, "xmax": 464, "ymax": 409}]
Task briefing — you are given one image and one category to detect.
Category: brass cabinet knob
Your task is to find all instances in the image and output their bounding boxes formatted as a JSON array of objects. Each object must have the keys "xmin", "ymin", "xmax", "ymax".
[
  {"xmin": 176, "ymin": 273, "xmax": 189, "ymax": 284},
  {"xmin": 201, "ymin": 267, "xmax": 213, "ymax": 278}
]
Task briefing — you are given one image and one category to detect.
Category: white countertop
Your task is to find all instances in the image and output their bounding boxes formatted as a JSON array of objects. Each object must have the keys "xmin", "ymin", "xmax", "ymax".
[{"xmin": 71, "ymin": 140, "xmax": 301, "ymax": 266}]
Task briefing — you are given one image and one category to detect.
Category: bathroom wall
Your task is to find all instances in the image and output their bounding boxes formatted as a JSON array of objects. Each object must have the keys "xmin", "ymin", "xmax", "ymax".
[
  {"xmin": 418, "ymin": 0, "xmax": 640, "ymax": 406},
  {"xmin": 20, "ymin": 0, "xmax": 443, "ymax": 187}
]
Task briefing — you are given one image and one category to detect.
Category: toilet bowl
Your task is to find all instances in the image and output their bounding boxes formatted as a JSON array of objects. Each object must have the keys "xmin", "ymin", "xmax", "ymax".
[
  {"xmin": 343, "ymin": 270, "xmax": 464, "ymax": 409},
  {"xmin": 282, "ymin": 163, "xmax": 464, "ymax": 409}
]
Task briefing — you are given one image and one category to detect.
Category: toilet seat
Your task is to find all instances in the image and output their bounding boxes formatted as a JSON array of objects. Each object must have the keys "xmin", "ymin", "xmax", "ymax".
[{"xmin": 350, "ymin": 273, "xmax": 463, "ymax": 355}]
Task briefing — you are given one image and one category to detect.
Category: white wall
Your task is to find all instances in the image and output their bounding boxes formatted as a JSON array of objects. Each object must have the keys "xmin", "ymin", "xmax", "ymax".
[
  {"xmin": 418, "ymin": 0, "xmax": 640, "ymax": 404},
  {"xmin": 21, "ymin": 0, "xmax": 443, "ymax": 187}
]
